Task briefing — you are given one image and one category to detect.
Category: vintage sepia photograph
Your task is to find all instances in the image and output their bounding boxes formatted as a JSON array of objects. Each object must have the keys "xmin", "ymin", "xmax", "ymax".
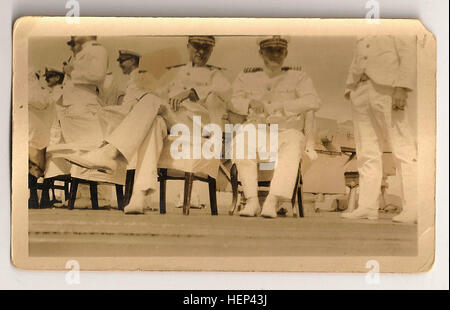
[{"xmin": 11, "ymin": 18, "xmax": 436, "ymax": 272}]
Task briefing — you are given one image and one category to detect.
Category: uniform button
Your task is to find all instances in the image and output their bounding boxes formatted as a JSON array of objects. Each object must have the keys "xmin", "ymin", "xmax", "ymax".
[
  {"xmin": 363, "ymin": 56, "xmax": 368, "ymax": 60},
  {"xmin": 267, "ymin": 87, "xmax": 271, "ymax": 91},
  {"xmin": 183, "ymin": 87, "xmax": 187, "ymax": 90},
  {"xmin": 366, "ymin": 44, "xmax": 370, "ymax": 48},
  {"xmin": 186, "ymin": 72, "xmax": 190, "ymax": 76}
]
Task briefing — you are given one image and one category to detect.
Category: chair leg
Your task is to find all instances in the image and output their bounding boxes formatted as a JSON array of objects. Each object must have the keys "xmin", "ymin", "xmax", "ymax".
[
  {"xmin": 291, "ymin": 172, "xmax": 300, "ymax": 218},
  {"xmin": 64, "ymin": 181, "xmax": 70, "ymax": 201},
  {"xmin": 183, "ymin": 172, "xmax": 194, "ymax": 215},
  {"xmin": 115, "ymin": 184, "xmax": 124, "ymax": 211},
  {"xmin": 238, "ymin": 192, "xmax": 246, "ymax": 212},
  {"xmin": 89, "ymin": 182, "xmax": 99, "ymax": 210},
  {"xmin": 50, "ymin": 181, "xmax": 56, "ymax": 200},
  {"xmin": 208, "ymin": 176, "xmax": 218, "ymax": 215},
  {"xmin": 298, "ymin": 177, "xmax": 304, "ymax": 218},
  {"xmin": 347, "ymin": 186, "xmax": 358, "ymax": 213},
  {"xmin": 50, "ymin": 180, "xmax": 61, "ymax": 205},
  {"xmin": 68, "ymin": 179, "xmax": 79, "ymax": 210},
  {"xmin": 39, "ymin": 178, "xmax": 52, "ymax": 209},
  {"xmin": 28, "ymin": 174, "xmax": 39, "ymax": 209},
  {"xmin": 379, "ymin": 186, "xmax": 387, "ymax": 211},
  {"xmin": 124, "ymin": 169, "xmax": 135, "ymax": 206},
  {"xmin": 159, "ymin": 168, "xmax": 167, "ymax": 214},
  {"xmin": 228, "ymin": 163, "xmax": 239, "ymax": 215}
]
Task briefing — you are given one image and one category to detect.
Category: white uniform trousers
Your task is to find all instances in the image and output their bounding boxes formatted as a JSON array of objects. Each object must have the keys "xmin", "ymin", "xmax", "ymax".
[
  {"xmin": 106, "ymin": 93, "xmax": 167, "ymax": 192},
  {"xmin": 350, "ymin": 80, "xmax": 418, "ymax": 213},
  {"xmin": 235, "ymin": 128, "xmax": 304, "ymax": 199}
]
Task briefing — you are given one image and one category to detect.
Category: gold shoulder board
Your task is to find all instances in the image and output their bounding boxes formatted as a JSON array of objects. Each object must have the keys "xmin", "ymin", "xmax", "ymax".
[
  {"xmin": 166, "ymin": 64, "xmax": 186, "ymax": 70},
  {"xmin": 243, "ymin": 67, "xmax": 262, "ymax": 73}
]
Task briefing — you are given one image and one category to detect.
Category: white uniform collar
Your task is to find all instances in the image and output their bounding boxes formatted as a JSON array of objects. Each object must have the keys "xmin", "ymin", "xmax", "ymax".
[
  {"xmin": 129, "ymin": 67, "xmax": 138, "ymax": 78},
  {"xmin": 81, "ymin": 40, "xmax": 97, "ymax": 50},
  {"xmin": 263, "ymin": 66, "xmax": 284, "ymax": 79},
  {"xmin": 188, "ymin": 62, "xmax": 209, "ymax": 70}
]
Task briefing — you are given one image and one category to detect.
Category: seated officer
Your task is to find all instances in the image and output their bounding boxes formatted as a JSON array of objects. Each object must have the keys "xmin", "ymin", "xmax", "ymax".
[
  {"xmin": 117, "ymin": 49, "xmax": 141, "ymax": 104},
  {"xmin": 99, "ymin": 49, "xmax": 142, "ymax": 136},
  {"xmin": 229, "ymin": 36, "xmax": 321, "ymax": 218},
  {"xmin": 160, "ymin": 35, "xmax": 231, "ymax": 130},
  {"xmin": 159, "ymin": 35, "xmax": 231, "ymax": 209},
  {"xmin": 100, "ymin": 49, "xmax": 141, "ymax": 107},
  {"xmin": 61, "ymin": 43, "xmax": 223, "ymax": 214}
]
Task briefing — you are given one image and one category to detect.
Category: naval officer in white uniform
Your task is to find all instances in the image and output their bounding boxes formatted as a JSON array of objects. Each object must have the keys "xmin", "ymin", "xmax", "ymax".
[
  {"xmin": 158, "ymin": 35, "xmax": 231, "ymax": 209},
  {"xmin": 230, "ymin": 36, "xmax": 321, "ymax": 218},
  {"xmin": 99, "ymin": 49, "xmax": 142, "ymax": 137},
  {"xmin": 341, "ymin": 35, "xmax": 418, "ymax": 223},
  {"xmin": 59, "ymin": 36, "xmax": 108, "ymax": 146}
]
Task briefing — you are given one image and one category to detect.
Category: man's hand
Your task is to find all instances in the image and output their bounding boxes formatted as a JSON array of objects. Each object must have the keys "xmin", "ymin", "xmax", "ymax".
[
  {"xmin": 169, "ymin": 89, "xmax": 200, "ymax": 112},
  {"xmin": 392, "ymin": 87, "xmax": 409, "ymax": 111},
  {"xmin": 264, "ymin": 100, "xmax": 284, "ymax": 115},
  {"xmin": 304, "ymin": 147, "xmax": 318, "ymax": 161},
  {"xmin": 63, "ymin": 63, "xmax": 74, "ymax": 76},
  {"xmin": 249, "ymin": 99, "xmax": 265, "ymax": 115},
  {"xmin": 169, "ymin": 90, "xmax": 191, "ymax": 112}
]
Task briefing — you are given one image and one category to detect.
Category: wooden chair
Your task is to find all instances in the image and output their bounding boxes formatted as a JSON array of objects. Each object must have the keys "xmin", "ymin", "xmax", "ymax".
[
  {"xmin": 39, "ymin": 176, "xmax": 71, "ymax": 209},
  {"xmin": 123, "ymin": 169, "xmax": 136, "ymax": 207},
  {"xmin": 118, "ymin": 168, "xmax": 218, "ymax": 215},
  {"xmin": 68, "ymin": 178, "xmax": 125, "ymax": 210},
  {"xmin": 228, "ymin": 162, "xmax": 304, "ymax": 217},
  {"xmin": 29, "ymin": 174, "xmax": 70, "ymax": 209},
  {"xmin": 225, "ymin": 111, "xmax": 310, "ymax": 217},
  {"xmin": 28, "ymin": 174, "xmax": 40, "ymax": 209},
  {"xmin": 158, "ymin": 168, "xmax": 218, "ymax": 216}
]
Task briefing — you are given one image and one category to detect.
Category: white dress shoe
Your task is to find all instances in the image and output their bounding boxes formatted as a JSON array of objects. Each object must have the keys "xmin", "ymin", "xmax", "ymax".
[
  {"xmin": 261, "ymin": 195, "xmax": 278, "ymax": 218},
  {"xmin": 341, "ymin": 208, "xmax": 378, "ymax": 220},
  {"xmin": 124, "ymin": 191, "xmax": 146, "ymax": 214},
  {"xmin": 392, "ymin": 211, "xmax": 417, "ymax": 224},
  {"xmin": 124, "ymin": 204, "xmax": 144, "ymax": 214},
  {"xmin": 239, "ymin": 198, "xmax": 261, "ymax": 217}
]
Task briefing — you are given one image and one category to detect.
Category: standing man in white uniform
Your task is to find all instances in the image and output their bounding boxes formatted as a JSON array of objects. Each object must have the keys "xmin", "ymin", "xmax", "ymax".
[
  {"xmin": 46, "ymin": 36, "xmax": 107, "ymax": 172},
  {"xmin": 63, "ymin": 48, "xmax": 173, "ymax": 213},
  {"xmin": 44, "ymin": 36, "xmax": 110, "ymax": 208},
  {"xmin": 60, "ymin": 35, "xmax": 108, "ymax": 147},
  {"xmin": 229, "ymin": 36, "xmax": 321, "ymax": 218},
  {"xmin": 341, "ymin": 35, "xmax": 418, "ymax": 223}
]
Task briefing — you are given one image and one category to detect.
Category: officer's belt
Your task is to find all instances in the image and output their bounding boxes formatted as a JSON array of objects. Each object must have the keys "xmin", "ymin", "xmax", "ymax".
[{"xmin": 73, "ymin": 83, "xmax": 99, "ymax": 94}]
